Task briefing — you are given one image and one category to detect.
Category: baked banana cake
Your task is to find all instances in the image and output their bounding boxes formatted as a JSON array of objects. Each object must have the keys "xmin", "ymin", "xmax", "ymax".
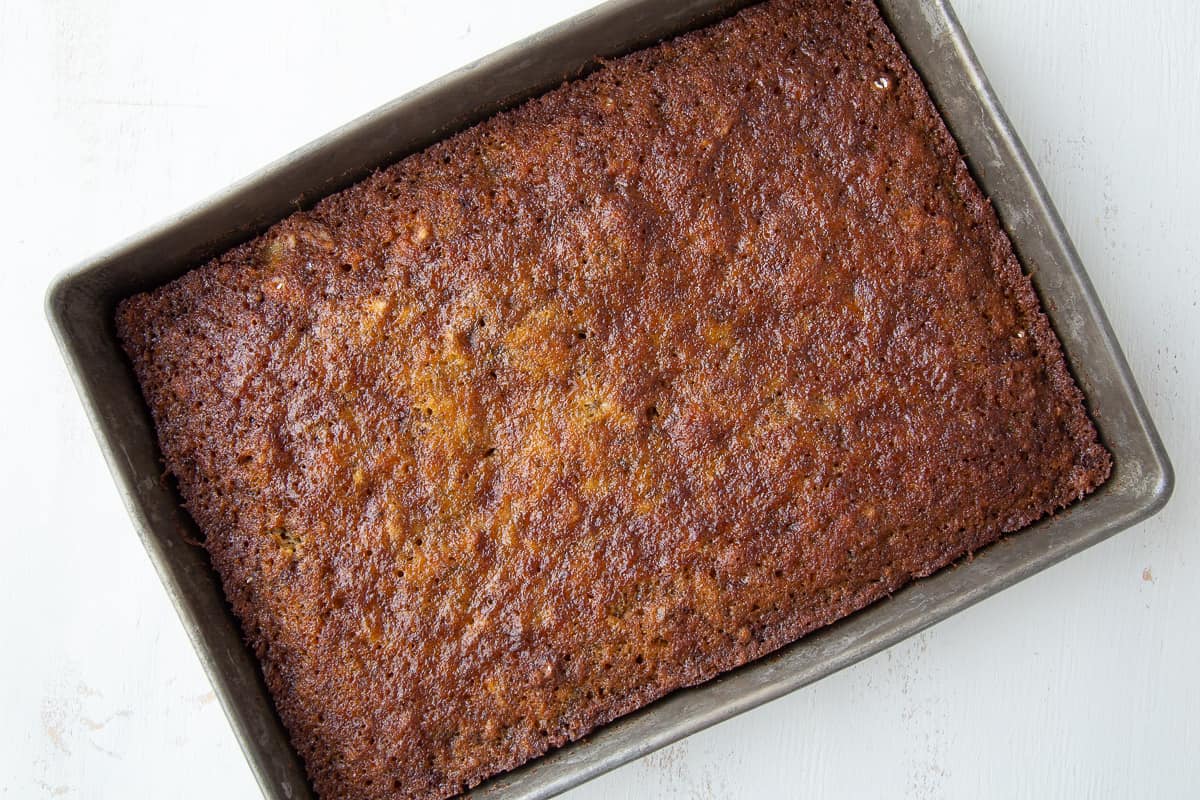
[{"xmin": 116, "ymin": 0, "xmax": 1111, "ymax": 797}]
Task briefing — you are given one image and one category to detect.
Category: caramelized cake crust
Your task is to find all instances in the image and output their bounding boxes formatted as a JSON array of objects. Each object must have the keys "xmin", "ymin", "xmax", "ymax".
[{"xmin": 117, "ymin": 2, "xmax": 1110, "ymax": 797}]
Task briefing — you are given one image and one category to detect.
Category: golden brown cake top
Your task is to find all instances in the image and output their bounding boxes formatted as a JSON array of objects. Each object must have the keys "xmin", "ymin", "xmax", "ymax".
[{"xmin": 116, "ymin": 1, "xmax": 1109, "ymax": 798}]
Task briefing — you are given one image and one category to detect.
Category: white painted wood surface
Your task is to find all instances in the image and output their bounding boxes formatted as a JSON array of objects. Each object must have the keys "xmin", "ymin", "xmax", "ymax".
[{"xmin": 3, "ymin": 1, "xmax": 1196, "ymax": 797}]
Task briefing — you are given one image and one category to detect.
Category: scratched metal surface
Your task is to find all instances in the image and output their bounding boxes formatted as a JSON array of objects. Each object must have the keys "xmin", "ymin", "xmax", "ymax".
[{"xmin": 8, "ymin": 1, "xmax": 1196, "ymax": 798}]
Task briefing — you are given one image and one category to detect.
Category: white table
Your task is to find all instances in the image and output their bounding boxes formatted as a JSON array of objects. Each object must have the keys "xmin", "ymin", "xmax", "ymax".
[{"xmin": 3, "ymin": 1, "xmax": 1196, "ymax": 797}]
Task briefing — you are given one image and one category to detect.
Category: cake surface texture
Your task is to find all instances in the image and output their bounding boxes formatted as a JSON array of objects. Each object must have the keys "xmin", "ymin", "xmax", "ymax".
[{"xmin": 116, "ymin": 1, "xmax": 1111, "ymax": 798}]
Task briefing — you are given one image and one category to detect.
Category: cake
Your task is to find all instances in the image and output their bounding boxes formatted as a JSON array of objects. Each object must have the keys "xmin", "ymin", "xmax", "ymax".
[{"xmin": 115, "ymin": 1, "xmax": 1111, "ymax": 797}]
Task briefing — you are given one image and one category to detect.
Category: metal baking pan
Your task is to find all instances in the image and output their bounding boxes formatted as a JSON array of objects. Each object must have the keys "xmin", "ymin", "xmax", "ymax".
[{"xmin": 45, "ymin": 1, "xmax": 1173, "ymax": 798}]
